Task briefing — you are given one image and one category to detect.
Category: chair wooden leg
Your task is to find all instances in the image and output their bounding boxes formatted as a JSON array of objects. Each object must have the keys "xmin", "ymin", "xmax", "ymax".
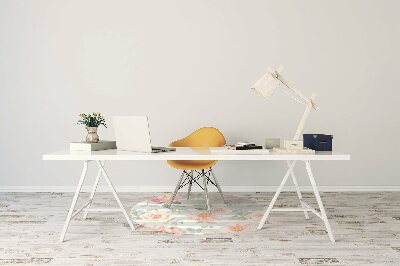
[
  {"xmin": 202, "ymin": 170, "xmax": 211, "ymax": 213},
  {"xmin": 210, "ymin": 168, "xmax": 226, "ymax": 203},
  {"xmin": 167, "ymin": 171, "xmax": 185, "ymax": 208},
  {"xmin": 187, "ymin": 170, "xmax": 193, "ymax": 200}
]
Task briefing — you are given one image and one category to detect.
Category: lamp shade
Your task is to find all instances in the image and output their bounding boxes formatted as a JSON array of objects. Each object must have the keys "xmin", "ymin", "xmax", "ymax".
[
  {"xmin": 250, "ymin": 66, "xmax": 283, "ymax": 99},
  {"xmin": 250, "ymin": 66, "xmax": 317, "ymax": 141},
  {"xmin": 251, "ymin": 66, "xmax": 313, "ymax": 108}
]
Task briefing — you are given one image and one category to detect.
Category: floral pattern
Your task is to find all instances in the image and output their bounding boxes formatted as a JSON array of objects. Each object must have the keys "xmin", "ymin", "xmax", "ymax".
[
  {"xmin": 130, "ymin": 193, "xmax": 263, "ymax": 235},
  {"xmin": 189, "ymin": 212, "xmax": 216, "ymax": 222},
  {"xmin": 140, "ymin": 211, "xmax": 171, "ymax": 222},
  {"xmin": 227, "ymin": 224, "xmax": 250, "ymax": 233},
  {"xmin": 151, "ymin": 226, "xmax": 181, "ymax": 234},
  {"xmin": 148, "ymin": 194, "xmax": 180, "ymax": 204}
]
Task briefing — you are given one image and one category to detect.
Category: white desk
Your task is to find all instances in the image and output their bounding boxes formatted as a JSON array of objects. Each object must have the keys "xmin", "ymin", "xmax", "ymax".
[{"xmin": 43, "ymin": 148, "xmax": 350, "ymax": 242}]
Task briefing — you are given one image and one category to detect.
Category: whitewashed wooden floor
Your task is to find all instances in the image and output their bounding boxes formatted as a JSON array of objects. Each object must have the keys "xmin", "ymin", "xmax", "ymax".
[{"xmin": 0, "ymin": 192, "xmax": 399, "ymax": 265}]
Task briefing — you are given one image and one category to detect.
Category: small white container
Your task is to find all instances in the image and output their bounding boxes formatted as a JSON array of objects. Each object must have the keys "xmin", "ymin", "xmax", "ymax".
[
  {"xmin": 284, "ymin": 140, "xmax": 304, "ymax": 150},
  {"xmin": 265, "ymin": 138, "xmax": 281, "ymax": 149}
]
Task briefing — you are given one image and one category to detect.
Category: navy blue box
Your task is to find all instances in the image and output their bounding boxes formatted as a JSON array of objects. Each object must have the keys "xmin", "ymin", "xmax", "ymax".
[{"xmin": 303, "ymin": 134, "xmax": 333, "ymax": 151}]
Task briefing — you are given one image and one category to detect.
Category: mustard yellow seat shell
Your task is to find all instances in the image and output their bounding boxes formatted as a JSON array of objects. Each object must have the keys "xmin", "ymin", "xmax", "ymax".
[{"xmin": 167, "ymin": 127, "xmax": 226, "ymax": 170}]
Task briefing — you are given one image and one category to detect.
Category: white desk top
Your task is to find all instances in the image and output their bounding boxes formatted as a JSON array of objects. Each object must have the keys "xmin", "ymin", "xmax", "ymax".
[{"xmin": 43, "ymin": 148, "xmax": 350, "ymax": 161}]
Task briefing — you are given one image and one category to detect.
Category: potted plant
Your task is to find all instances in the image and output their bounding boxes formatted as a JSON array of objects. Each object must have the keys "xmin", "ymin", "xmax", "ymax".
[{"xmin": 77, "ymin": 112, "xmax": 107, "ymax": 143}]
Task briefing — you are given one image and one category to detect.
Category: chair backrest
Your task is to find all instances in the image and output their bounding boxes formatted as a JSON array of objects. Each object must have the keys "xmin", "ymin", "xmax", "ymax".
[{"xmin": 169, "ymin": 127, "xmax": 226, "ymax": 148}]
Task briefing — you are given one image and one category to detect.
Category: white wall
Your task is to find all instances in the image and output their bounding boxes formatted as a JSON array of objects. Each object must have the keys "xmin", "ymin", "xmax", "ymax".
[{"xmin": 1, "ymin": 0, "xmax": 399, "ymax": 190}]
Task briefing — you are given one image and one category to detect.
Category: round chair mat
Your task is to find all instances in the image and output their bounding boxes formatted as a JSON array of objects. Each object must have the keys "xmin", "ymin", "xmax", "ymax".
[{"xmin": 130, "ymin": 193, "xmax": 265, "ymax": 235}]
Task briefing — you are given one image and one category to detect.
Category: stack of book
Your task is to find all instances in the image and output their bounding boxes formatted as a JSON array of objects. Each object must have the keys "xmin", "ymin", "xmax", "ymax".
[
  {"xmin": 70, "ymin": 140, "xmax": 117, "ymax": 151},
  {"xmin": 235, "ymin": 142, "xmax": 263, "ymax": 150}
]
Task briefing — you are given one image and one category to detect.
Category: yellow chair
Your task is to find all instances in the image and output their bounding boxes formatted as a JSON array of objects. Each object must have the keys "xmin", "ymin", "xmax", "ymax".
[{"xmin": 167, "ymin": 127, "xmax": 226, "ymax": 212}]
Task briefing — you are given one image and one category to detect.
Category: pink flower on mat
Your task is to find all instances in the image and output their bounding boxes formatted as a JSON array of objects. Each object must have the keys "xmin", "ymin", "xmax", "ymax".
[
  {"xmin": 149, "ymin": 194, "xmax": 180, "ymax": 203},
  {"xmin": 140, "ymin": 212, "xmax": 171, "ymax": 222},
  {"xmin": 227, "ymin": 224, "xmax": 249, "ymax": 233},
  {"xmin": 153, "ymin": 226, "xmax": 181, "ymax": 234},
  {"xmin": 190, "ymin": 212, "xmax": 215, "ymax": 222},
  {"xmin": 246, "ymin": 212, "xmax": 264, "ymax": 221}
]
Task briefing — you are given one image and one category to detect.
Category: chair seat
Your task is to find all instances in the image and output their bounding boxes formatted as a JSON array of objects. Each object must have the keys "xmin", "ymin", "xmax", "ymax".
[
  {"xmin": 167, "ymin": 127, "xmax": 225, "ymax": 171},
  {"xmin": 167, "ymin": 127, "xmax": 226, "ymax": 212},
  {"xmin": 167, "ymin": 160, "xmax": 217, "ymax": 170}
]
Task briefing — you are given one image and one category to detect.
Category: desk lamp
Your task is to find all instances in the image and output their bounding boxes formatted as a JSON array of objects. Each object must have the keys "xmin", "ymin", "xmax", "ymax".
[{"xmin": 251, "ymin": 66, "xmax": 317, "ymax": 153}]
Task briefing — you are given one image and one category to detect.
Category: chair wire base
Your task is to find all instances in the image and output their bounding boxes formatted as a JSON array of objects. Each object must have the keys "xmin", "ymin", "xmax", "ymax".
[{"xmin": 167, "ymin": 168, "xmax": 225, "ymax": 212}]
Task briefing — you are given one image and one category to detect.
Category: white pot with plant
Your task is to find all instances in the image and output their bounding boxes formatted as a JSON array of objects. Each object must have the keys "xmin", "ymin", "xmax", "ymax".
[{"xmin": 77, "ymin": 112, "xmax": 107, "ymax": 143}]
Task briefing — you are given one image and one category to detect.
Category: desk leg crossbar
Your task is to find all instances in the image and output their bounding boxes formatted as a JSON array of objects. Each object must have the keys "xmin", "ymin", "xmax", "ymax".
[
  {"xmin": 257, "ymin": 160, "xmax": 335, "ymax": 242},
  {"xmin": 59, "ymin": 160, "xmax": 136, "ymax": 242}
]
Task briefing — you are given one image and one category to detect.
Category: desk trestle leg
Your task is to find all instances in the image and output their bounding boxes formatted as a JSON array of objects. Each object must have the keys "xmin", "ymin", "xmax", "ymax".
[
  {"xmin": 305, "ymin": 161, "xmax": 335, "ymax": 242},
  {"xmin": 59, "ymin": 161, "xmax": 88, "ymax": 242},
  {"xmin": 257, "ymin": 160, "xmax": 335, "ymax": 243},
  {"xmin": 59, "ymin": 160, "xmax": 136, "ymax": 242},
  {"xmin": 257, "ymin": 161, "xmax": 295, "ymax": 230},
  {"xmin": 95, "ymin": 161, "xmax": 136, "ymax": 231},
  {"xmin": 288, "ymin": 161, "xmax": 309, "ymax": 220},
  {"xmin": 82, "ymin": 161, "xmax": 105, "ymax": 220}
]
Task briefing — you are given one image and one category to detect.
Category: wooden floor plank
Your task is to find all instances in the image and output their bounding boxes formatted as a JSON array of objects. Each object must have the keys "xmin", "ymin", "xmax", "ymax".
[{"xmin": 0, "ymin": 192, "xmax": 399, "ymax": 265}]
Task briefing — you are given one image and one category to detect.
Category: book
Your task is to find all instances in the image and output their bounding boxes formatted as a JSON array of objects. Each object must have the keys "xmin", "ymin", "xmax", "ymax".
[
  {"xmin": 272, "ymin": 147, "xmax": 315, "ymax": 154},
  {"xmin": 70, "ymin": 140, "xmax": 117, "ymax": 151},
  {"xmin": 234, "ymin": 143, "xmax": 263, "ymax": 150},
  {"xmin": 210, "ymin": 147, "xmax": 269, "ymax": 154},
  {"xmin": 236, "ymin": 141, "xmax": 256, "ymax": 146},
  {"xmin": 236, "ymin": 145, "xmax": 263, "ymax": 150}
]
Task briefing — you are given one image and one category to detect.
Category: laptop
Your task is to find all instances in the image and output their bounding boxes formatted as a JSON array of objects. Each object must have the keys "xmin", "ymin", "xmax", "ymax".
[{"xmin": 113, "ymin": 116, "xmax": 175, "ymax": 153}]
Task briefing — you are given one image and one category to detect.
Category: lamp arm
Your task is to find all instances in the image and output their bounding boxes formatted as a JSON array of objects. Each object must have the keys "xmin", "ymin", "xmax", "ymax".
[
  {"xmin": 268, "ymin": 68, "xmax": 318, "ymax": 141},
  {"xmin": 276, "ymin": 76, "xmax": 310, "ymax": 105},
  {"xmin": 293, "ymin": 93, "xmax": 316, "ymax": 141}
]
